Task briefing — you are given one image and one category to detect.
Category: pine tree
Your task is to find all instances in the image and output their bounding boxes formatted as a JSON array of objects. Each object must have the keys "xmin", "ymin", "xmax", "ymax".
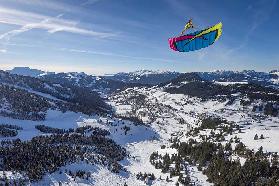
[
  {"xmin": 254, "ymin": 134, "xmax": 258, "ymax": 140},
  {"xmin": 166, "ymin": 176, "xmax": 169, "ymax": 182}
]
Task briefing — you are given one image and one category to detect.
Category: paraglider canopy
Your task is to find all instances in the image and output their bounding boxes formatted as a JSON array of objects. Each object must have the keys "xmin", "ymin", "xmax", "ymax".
[{"xmin": 169, "ymin": 20, "xmax": 222, "ymax": 52}]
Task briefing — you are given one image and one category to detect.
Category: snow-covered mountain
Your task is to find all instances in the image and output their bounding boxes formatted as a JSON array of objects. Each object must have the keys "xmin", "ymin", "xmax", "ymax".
[
  {"xmin": 198, "ymin": 70, "xmax": 279, "ymax": 89},
  {"xmin": 0, "ymin": 68, "xmax": 279, "ymax": 185},
  {"xmin": 106, "ymin": 69, "xmax": 180, "ymax": 85},
  {"xmin": 40, "ymin": 72, "xmax": 148, "ymax": 95},
  {"xmin": 0, "ymin": 70, "xmax": 109, "ymax": 120},
  {"xmin": 162, "ymin": 72, "xmax": 277, "ymax": 97},
  {"xmin": 7, "ymin": 67, "xmax": 49, "ymax": 77}
]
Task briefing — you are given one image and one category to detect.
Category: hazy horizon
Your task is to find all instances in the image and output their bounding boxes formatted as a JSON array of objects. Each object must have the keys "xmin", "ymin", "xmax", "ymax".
[{"xmin": 2, "ymin": 66, "xmax": 278, "ymax": 76}]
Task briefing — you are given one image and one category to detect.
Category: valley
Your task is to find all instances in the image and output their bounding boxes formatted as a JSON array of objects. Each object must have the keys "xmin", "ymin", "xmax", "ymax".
[{"xmin": 0, "ymin": 68, "xmax": 278, "ymax": 185}]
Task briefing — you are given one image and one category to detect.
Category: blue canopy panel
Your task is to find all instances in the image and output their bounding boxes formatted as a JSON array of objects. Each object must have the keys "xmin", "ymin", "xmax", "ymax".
[{"xmin": 175, "ymin": 30, "xmax": 218, "ymax": 52}]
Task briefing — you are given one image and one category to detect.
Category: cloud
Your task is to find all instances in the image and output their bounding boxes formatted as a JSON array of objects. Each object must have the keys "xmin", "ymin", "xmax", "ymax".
[
  {"xmin": 0, "ymin": 49, "xmax": 7, "ymax": 53},
  {"xmin": 0, "ymin": 25, "xmax": 31, "ymax": 42},
  {"xmin": 2, "ymin": 0, "xmax": 79, "ymax": 13},
  {"xmin": 6, "ymin": 43, "xmax": 40, "ymax": 48},
  {"xmin": 0, "ymin": 7, "xmax": 115, "ymax": 42},
  {"xmin": 81, "ymin": 0, "xmax": 101, "ymax": 6},
  {"xmin": 59, "ymin": 47, "xmax": 172, "ymax": 63}
]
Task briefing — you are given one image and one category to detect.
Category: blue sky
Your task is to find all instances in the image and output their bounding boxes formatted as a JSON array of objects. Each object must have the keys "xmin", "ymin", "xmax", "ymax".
[{"xmin": 0, "ymin": 0, "xmax": 278, "ymax": 75}]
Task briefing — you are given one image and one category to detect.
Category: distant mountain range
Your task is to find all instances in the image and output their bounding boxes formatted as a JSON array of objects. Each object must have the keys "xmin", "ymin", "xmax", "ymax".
[
  {"xmin": 107, "ymin": 70, "xmax": 180, "ymax": 85},
  {"xmin": 6, "ymin": 67, "xmax": 278, "ymax": 89},
  {"xmin": 197, "ymin": 70, "xmax": 278, "ymax": 89},
  {"xmin": 2, "ymin": 67, "xmax": 277, "ymax": 118}
]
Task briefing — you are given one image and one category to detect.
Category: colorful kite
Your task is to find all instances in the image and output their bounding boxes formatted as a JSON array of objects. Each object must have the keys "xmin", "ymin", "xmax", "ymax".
[{"xmin": 169, "ymin": 21, "xmax": 222, "ymax": 52}]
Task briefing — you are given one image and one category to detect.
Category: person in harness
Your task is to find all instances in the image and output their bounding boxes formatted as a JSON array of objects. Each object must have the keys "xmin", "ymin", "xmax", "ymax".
[{"xmin": 180, "ymin": 19, "xmax": 194, "ymax": 35}]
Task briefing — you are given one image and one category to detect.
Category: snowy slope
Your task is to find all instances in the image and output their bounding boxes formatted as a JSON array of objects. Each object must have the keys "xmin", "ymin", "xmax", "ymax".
[
  {"xmin": 0, "ymin": 68, "xmax": 278, "ymax": 185},
  {"xmin": 109, "ymin": 85, "xmax": 279, "ymax": 185}
]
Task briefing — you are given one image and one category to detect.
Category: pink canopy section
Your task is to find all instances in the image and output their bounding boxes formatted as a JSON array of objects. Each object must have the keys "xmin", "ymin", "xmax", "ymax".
[{"xmin": 168, "ymin": 35, "xmax": 195, "ymax": 51}]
